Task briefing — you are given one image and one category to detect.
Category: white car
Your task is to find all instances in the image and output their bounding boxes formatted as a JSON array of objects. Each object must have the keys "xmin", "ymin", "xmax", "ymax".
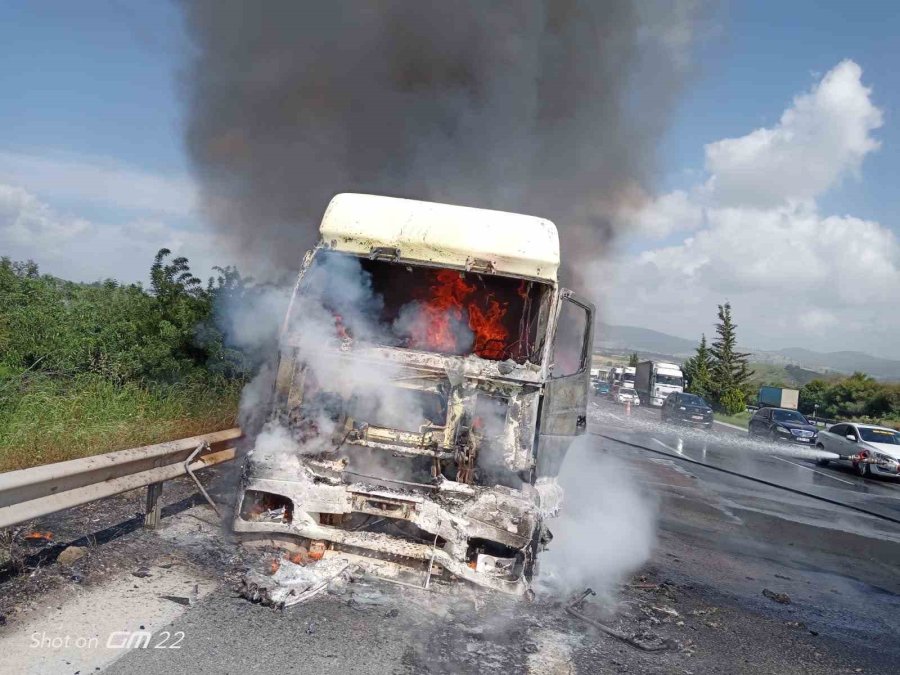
[
  {"xmin": 816, "ymin": 423, "xmax": 900, "ymax": 478},
  {"xmin": 613, "ymin": 387, "xmax": 640, "ymax": 406}
]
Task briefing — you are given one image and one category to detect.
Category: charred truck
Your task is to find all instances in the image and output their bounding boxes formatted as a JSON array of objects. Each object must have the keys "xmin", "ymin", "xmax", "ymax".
[{"xmin": 235, "ymin": 194, "xmax": 594, "ymax": 595}]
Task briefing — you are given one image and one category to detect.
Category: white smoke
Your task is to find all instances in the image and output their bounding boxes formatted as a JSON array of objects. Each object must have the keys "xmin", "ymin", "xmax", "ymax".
[
  {"xmin": 539, "ymin": 435, "xmax": 658, "ymax": 599},
  {"xmin": 231, "ymin": 252, "xmax": 438, "ymax": 483}
]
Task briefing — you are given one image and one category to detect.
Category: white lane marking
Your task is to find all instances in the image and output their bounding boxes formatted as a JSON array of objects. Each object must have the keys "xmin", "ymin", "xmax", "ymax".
[
  {"xmin": 651, "ymin": 437, "xmax": 682, "ymax": 454},
  {"xmin": 771, "ymin": 456, "xmax": 854, "ymax": 485},
  {"xmin": 713, "ymin": 420, "xmax": 748, "ymax": 432}
]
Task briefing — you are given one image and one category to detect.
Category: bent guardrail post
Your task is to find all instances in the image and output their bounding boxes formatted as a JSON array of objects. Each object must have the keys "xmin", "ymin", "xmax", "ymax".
[{"xmin": 184, "ymin": 442, "xmax": 221, "ymax": 517}]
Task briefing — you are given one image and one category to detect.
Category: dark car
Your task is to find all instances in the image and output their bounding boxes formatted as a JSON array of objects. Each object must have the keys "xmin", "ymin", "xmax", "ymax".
[
  {"xmin": 661, "ymin": 392, "xmax": 714, "ymax": 428},
  {"xmin": 594, "ymin": 380, "xmax": 610, "ymax": 395},
  {"xmin": 749, "ymin": 407, "xmax": 818, "ymax": 444}
]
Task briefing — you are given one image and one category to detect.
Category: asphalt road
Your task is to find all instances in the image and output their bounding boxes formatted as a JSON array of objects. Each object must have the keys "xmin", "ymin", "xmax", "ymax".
[
  {"xmin": 2, "ymin": 399, "xmax": 899, "ymax": 674},
  {"xmin": 592, "ymin": 397, "xmax": 900, "ymax": 525}
]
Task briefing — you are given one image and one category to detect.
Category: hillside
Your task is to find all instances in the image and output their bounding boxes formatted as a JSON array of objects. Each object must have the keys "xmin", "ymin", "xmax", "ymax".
[
  {"xmin": 769, "ymin": 348, "xmax": 900, "ymax": 380},
  {"xmin": 595, "ymin": 323, "xmax": 900, "ymax": 381},
  {"xmin": 594, "ymin": 323, "xmax": 696, "ymax": 357}
]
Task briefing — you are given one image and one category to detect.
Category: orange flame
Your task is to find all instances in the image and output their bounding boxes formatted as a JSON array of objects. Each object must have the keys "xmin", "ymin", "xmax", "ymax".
[
  {"xmin": 25, "ymin": 531, "xmax": 53, "ymax": 542},
  {"xmin": 408, "ymin": 270, "xmax": 510, "ymax": 359}
]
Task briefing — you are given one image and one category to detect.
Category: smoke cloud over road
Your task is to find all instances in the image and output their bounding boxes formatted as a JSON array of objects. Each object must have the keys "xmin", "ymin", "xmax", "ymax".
[{"xmin": 181, "ymin": 0, "xmax": 702, "ymax": 289}]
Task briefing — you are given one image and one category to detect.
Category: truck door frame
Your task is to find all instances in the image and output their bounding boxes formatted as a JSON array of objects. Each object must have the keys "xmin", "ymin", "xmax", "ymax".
[{"xmin": 536, "ymin": 289, "xmax": 595, "ymax": 477}]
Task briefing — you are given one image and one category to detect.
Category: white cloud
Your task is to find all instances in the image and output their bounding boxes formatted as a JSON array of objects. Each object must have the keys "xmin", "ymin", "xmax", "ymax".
[
  {"xmin": 0, "ymin": 151, "xmax": 196, "ymax": 217},
  {"xmin": 704, "ymin": 60, "xmax": 883, "ymax": 208},
  {"xmin": 605, "ymin": 61, "xmax": 900, "ymax": 357},
  {"xmin": 616, "ymin": 189, "xmax": 704, "ymax": 238},
  {"xmin": 0, "ymin": 183, "xmax": 218, "ymax": 284}
]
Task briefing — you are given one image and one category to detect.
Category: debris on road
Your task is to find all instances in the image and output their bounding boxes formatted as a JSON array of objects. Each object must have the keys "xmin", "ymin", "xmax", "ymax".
[
  {"xmin": 56, "ymin": 546, "xmax": 86, "ymax": 566},
  {"xmin": 566, "ymin": 588, "xmax": 677, "ymax": 653},
  {"xmin": 132, "ymin": 567, "xmax": 152, "ymax": 578},
  {"xmin": 240, "ymin": 557, "xmax": 352, "ymax": 608},
  {"xmin": 308, "ymin": 540, "xmax": 326, "ymax": 561},
  {"xmin": 154, "ymin": 555, "xmax": 178, "ymax": 569},
  {"xmin": 161, "ymin": 595, "xmax": 192, "ymax": 607},
  {"xmin": 762, "ymin": 588, "xmax": 792, "ymax": 605},
  {"xmin": 285, "ymin": 547, "xmax": 309, "ymax": 565},
  {"xmin": 23, "ymin": 531, "xmax": 53, "ymax": 542},
  {"xmin": 161, "ymin": 584, "xmax": 200, "ymax": 607}
]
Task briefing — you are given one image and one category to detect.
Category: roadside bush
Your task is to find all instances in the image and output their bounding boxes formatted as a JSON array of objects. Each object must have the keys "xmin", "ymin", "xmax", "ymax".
[
  {"xmin": 0, "ymin": 251, "xmax": 259, "ymax": 470},
  {"xmin": 0, "ymin": 372, "xmax": 241, "ymax": 471},
  {"xmin": 799, "ymin": 374, "xmax": 899, "ymax": 422},
  {"xmin": 719, "ymin": 387, "xmax": 746, "ymax": 415}
]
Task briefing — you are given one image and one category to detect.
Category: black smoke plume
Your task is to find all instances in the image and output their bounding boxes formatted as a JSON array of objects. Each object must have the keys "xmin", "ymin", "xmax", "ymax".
[{"xmin": 181, "ymin": 0, "xmax": 702, "ymax": 288}]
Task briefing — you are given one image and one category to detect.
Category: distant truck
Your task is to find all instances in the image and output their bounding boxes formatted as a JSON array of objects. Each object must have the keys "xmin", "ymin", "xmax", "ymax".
[
  {"xmin": 635, "ymin": 360, "xmax": 685, "ymax": 407},
  {"xmin": 758, "ymin": 386, "xmax": 799, "ymax": 410},
  {"xmin": 606, "ymin": 366, "xmax": 635, "ymax": 396},
  {"xmin": 606, "ymin": 367, "xmax": 622, "ymax": 389}
]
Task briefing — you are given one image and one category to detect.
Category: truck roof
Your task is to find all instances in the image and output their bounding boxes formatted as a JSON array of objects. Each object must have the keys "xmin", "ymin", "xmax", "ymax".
[
  {"xmin": 639, "ymin": 360, "xmax": 681, "ymax": 370},
  {"xmin": 319, "ymin": 193, "xmax": 560, "ymax": 282}
]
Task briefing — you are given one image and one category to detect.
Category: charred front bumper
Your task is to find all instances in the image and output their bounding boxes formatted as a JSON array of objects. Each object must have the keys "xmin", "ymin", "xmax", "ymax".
[{"xmin": 234, "ymin": 470, "xmax": 555, "ymax": 595}]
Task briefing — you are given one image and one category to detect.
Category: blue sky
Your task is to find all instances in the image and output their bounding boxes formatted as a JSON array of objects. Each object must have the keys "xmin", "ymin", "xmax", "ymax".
[
  {"xmin": 1, "ymin": 2, "xmax": 185, "ymax": 174},
  {"xmin": 2, "ymin": 1, "xmax": 899, "ymax": 357},
  {"xmin": 661, "ymin": 1, "xmax": 899, "ymax": 223},
  {"xmin": 5, "ymin": 2, "xmax": 897, "ymax": 214}
]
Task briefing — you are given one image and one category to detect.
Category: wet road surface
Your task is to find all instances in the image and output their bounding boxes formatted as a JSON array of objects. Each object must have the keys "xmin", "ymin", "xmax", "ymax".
[{"xmin": 590, "ymin": 397, "xmax": 900, "ymax": 525}]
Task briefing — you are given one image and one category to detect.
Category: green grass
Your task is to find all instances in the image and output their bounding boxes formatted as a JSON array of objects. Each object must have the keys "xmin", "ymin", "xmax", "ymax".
[
  {"xmin": 714, "ymin": 410, "xmax": 751, "ymax": 429},
  {"xmin": 0, "ymin": 374, "xmax": 242, "ymax": 472}
]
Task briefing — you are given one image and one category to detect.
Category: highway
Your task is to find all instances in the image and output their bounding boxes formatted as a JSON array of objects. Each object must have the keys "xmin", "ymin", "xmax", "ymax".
[
  {"xmin": 1, "ymin": 398, "xmax": 898, "ymax": 673},
  {"xmin": 594, "ymin": 397, "xmax": 900, "ymax": 525}
]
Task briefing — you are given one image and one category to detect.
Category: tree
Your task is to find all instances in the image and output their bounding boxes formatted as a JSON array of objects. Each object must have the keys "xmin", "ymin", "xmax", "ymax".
[
  {"xmin": 683, "ymin": 334, "xmax": 714, "ymax": 400},
  {"xmin": 709, "ymin": 302, "xmax": 753, "ymax": 411},
  {"xmin": 865, "ymin": 383, "xmax": 900, "ymax": 419},
  {"xmin": 799, "ymin": 379, "xmax": 829, "ymax": 415},
  {"xmin": 628, "ymin": 352, "xmax": 639, "ymax": 367},
  {"xmin": 825, "ymin": 372, "xmax": 880, "ymax": 418}
]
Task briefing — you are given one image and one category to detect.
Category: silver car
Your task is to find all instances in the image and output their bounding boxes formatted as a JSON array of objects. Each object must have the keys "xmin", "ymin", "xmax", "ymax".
[
  {"xmin": 816, "ymin": 423, "xmax": 900, "ymax": 478},
  {"xmin": 613, "ymin": 387, "xmax": 640, "ymax": 406}
]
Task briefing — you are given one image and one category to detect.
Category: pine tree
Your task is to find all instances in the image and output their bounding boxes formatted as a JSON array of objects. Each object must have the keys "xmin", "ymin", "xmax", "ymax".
[
  {"xmin": 684, "ymin": 334, "xmax": 714, "ymax": 400},
  {"xmin": 628, "ymin": 352, "xmax": 640, "ymax": 367},
  {"xmin": 709, "ymin": 302, "xmax": 753, "ymax": 412}
]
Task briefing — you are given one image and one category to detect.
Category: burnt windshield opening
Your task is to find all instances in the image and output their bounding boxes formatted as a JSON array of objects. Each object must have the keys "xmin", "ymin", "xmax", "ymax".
[{"xmin": 297, "ymin": 251, "xmax": 550, "ymax": 364}]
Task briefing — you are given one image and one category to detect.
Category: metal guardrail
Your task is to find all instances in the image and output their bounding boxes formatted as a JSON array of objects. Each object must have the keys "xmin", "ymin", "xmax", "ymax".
[{"xmin": 0, "ymin": 428, "xmax": 243, "ymax": 530}]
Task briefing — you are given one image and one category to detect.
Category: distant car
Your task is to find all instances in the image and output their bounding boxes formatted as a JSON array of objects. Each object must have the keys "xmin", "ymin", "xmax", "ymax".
[
  {"xmin": 594, "ymin": 380, "xmax": 610, "ymax": 395},
  {"xmin": 815, "ymin": 423, "xmax": 900, "ymax": 478},
  {"xmin": 748, "ymin": 407, "xmax": 818, "ymax": 444},
  {"xmin": 661, "ymin": 392, "xmax": 713, "ymax": 429},
  {"xmin": 613, "ymin": 387, "xmax": 640, "ymax": 406}
]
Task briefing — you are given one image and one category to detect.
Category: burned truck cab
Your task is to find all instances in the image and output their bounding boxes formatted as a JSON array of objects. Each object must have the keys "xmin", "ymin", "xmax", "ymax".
[{"xmin": 235, "ymin": 193, "xmax": 594, "ymax": 595}]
